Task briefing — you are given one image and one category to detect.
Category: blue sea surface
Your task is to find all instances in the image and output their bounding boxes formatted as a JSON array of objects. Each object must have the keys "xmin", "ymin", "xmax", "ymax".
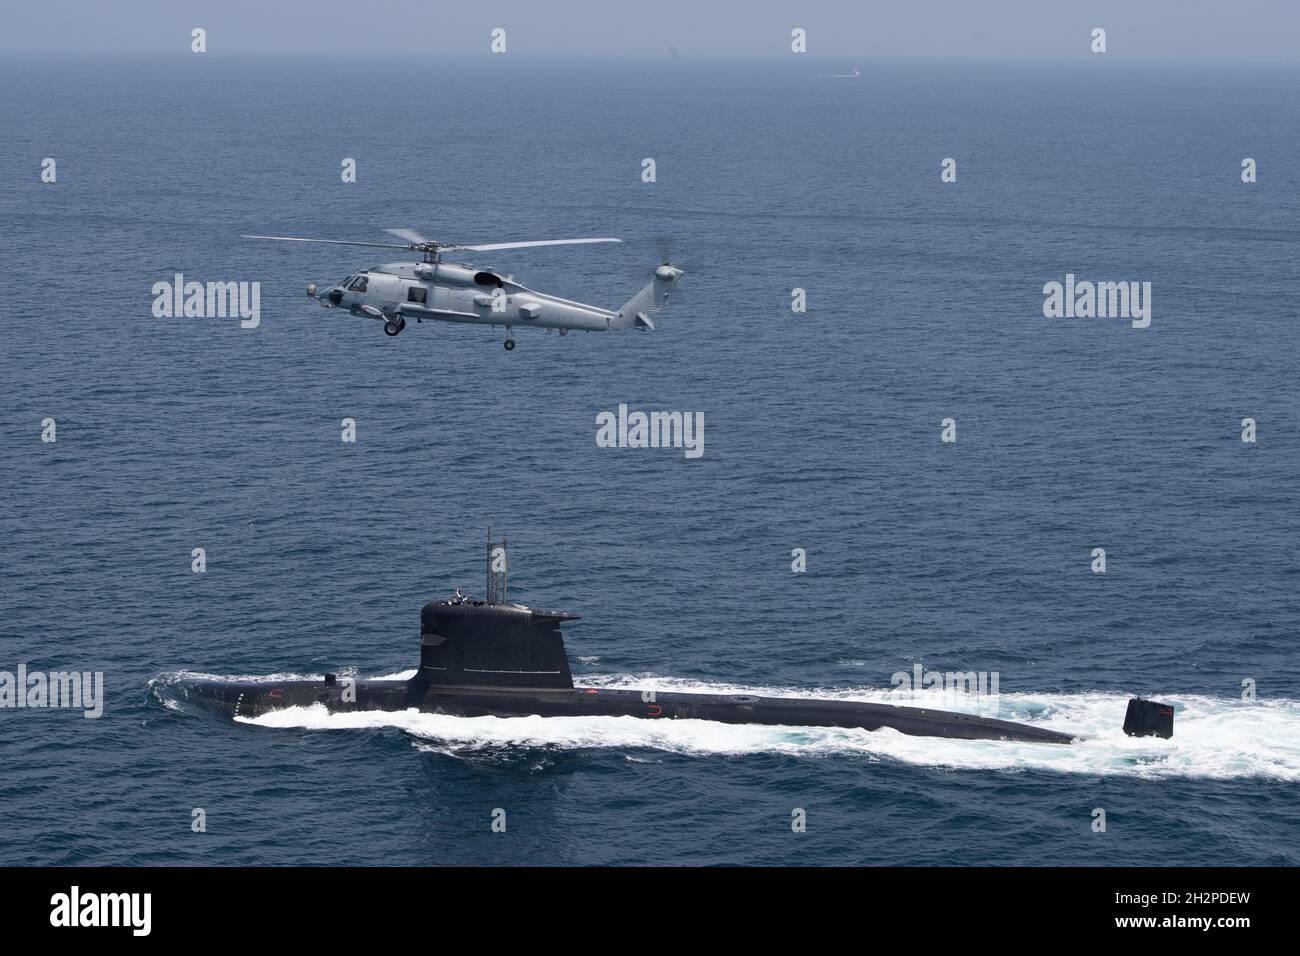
[{"xmin": 1, "ymin": 54, "xmax": 1298, "ymax": 866}]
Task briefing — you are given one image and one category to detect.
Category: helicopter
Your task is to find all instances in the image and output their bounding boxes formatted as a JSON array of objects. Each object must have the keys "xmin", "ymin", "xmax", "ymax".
[{"xmin": 242, "ymin": 229, "xmax": 684, "ymax": 350}]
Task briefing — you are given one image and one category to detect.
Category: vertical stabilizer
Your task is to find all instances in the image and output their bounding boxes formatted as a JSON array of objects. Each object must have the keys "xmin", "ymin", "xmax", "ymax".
[{"xmin": 612, "ymin": 264, "xmax": 684, "ymax": 330}]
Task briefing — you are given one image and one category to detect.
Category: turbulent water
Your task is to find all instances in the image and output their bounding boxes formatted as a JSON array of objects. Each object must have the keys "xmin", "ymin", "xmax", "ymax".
[
  {"xmin": 2, "ymin": 54, "xmax": 1298, "ymax": 866},
  {"xmin": 235, "ymin": 683, "xmax": 1300, "ymax": 782}
]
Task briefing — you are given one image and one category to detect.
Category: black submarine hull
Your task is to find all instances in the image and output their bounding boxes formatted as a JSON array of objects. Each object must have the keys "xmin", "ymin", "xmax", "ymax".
[
  {"xmin": 170, "ymin": 546, "xmax": 1175, "ymax": 745},
  {"xmin": 177, "ymin": 677, "xmax": 1077, "ymax": 744}
]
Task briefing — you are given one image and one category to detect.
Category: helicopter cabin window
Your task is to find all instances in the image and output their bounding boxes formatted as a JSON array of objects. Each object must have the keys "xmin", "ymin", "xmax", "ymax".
[
  {"xmin": 473, "ymin": 271, "xmax": 504, "ymax": 287},
  {"xmin": 407, "ymin": 286, "xmax": 427, "ymax": 304},
  {"xmin": 348, "ymin": 275, "xmax": 368, "ymax": 292}
]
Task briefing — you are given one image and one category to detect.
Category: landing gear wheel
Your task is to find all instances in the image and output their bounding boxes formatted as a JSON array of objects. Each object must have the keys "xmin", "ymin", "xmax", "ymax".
[
  {"xmin": 504, "ymin": 338, "xmax": 515, "ymax": 350},
  {"xmin": 384, "ymin": 317, "xmax": 406, "ymax": 337}
]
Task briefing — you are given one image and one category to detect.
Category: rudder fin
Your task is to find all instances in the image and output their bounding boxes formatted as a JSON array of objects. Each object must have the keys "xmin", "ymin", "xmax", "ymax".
[{"xmin": 1123, "ymin": 697, "xmax": 1175, "ymax": 738}]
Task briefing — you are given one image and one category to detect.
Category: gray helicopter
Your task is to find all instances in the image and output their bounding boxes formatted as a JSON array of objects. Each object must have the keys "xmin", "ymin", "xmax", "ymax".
[{"xmin": 243, "ymin": 229, "xmax": 684, "ymax": 350}]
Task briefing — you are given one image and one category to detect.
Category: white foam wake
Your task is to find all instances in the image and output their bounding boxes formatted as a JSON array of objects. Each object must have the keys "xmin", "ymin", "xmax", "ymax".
[{"xmin": 235, "ymin": 678, "xmax": 1300, "ymax": 780}]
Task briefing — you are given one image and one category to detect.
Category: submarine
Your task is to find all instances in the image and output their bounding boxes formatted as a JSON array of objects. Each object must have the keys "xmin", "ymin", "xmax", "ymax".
[{"xmin": 176, "ymin": 539, "xmax": 1175, "ymax": 744}]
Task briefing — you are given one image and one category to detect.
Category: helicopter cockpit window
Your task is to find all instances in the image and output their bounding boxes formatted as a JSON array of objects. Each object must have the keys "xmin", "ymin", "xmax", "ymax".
[{"xmin": 348, "ymin": 275, "xmax": 368, "ymax": 292}]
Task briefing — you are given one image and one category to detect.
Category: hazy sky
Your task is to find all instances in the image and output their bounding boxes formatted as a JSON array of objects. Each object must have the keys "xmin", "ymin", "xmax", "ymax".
[{"xmin": 1, "ymin": 0, "xmax": 1295, "ymax": 60}]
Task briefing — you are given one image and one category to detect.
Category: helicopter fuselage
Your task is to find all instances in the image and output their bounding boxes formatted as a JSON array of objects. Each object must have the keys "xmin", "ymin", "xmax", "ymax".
[
  {"xmin": 244, "ymin": 230, "xmax": 681, "ymax": 349},
  {"xmin": 311, "ymin": 259, "xmax": 679, "ymax": 348}
]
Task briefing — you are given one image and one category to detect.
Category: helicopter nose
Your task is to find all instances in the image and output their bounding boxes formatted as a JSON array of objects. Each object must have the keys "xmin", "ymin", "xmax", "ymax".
[{"xmin": 326, "ymin": 288, "xmax": 344, "ymax": 307}]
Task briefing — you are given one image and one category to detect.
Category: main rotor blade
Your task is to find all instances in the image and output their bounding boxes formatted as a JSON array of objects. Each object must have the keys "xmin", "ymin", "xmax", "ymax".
[
  {"xmin": 242, "ymin": 234, "xmax": 413, "ymax": 250},
  {"xmin": 384, "ymin": 228, "xmax": 429, "ymax": 245},
  {"xmin": 449, "ymin": 238, "xmax": 623, "ymax": 252}
]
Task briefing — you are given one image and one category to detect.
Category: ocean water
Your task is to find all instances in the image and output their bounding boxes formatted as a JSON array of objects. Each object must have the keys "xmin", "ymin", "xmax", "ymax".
[{"xmin": 2, "ymin": 54, "xmax": 1298, "ymax": 866}]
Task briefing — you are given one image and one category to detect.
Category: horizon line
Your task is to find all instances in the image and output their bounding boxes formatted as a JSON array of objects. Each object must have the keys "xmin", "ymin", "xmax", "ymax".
[{"xmin": 2, "ymin": 49, "xmax": 1297, "ymax": 65}]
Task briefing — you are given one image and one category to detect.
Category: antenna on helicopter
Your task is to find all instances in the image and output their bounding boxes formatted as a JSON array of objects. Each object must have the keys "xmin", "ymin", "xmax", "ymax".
[{"xmin": 486, "ymin": 530, "xmax": 508, "ymax": 605}]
